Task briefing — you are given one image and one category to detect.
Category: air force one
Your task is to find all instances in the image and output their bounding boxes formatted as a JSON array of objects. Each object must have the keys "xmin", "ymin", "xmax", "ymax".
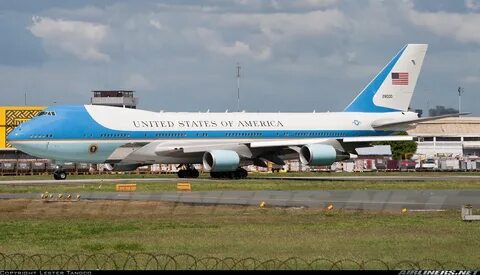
[{"xmin": 6, "ymin": 44, "xmax": 462, "ymax": 180}]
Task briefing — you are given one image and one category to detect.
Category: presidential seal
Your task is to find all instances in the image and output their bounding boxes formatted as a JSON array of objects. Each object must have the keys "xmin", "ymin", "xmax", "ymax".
[{"xmin": 89, "ymin": 144, "xmax": 98, "ymax": 154}]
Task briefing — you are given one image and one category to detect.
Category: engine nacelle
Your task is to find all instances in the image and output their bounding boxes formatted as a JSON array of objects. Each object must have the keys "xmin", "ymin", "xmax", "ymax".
[
  {"xmin": 299, "ymin": 144, "xmax": 346, "ymax": 166},
  {"xmin": 203, "ymin": 150, "xmax": 240, "ymax": 172}
]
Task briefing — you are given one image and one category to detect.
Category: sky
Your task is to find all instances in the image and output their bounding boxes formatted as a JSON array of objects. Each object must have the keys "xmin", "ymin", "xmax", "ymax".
[{"xmin": 1, "ymin": 0, "xmax": 480, "ymax": 114}]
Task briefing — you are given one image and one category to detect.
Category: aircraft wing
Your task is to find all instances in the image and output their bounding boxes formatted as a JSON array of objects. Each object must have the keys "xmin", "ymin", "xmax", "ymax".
[
  {"xmin": 249, "ymin": 138, "xmax": 330, "ymax": 148},
  {"xmin": 163, "ymin": 142, "xmax": 254, "ymax": 158},
  {"xmin": 159, "ymin": 136, "xmax": 408, "ymax": 154},
  {"xmin": 107, "ymin": 132, "xmax": 423, "ymax": 167},
  {"xmin": 110, "ymin": 135, "xmax": 417, "ymax": 163},
  {"xmin": 372, "ymin": 113, "xmax": 470, "ymax": 129}
]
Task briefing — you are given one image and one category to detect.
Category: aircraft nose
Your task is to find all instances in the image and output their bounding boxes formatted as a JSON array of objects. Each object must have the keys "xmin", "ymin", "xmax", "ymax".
[
  {"xmin": 7, "ymin": 124, "xmax": 32, "ymax": 143},
  {"xmin": 7, "ymin": 126, "xmax": 22, "ymax": 142}
]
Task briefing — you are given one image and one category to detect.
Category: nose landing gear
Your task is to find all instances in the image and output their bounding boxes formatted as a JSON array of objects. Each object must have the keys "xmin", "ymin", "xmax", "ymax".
[{"xmin": 53, "ymin": 166, "xmax": 67, "ymax": 180}]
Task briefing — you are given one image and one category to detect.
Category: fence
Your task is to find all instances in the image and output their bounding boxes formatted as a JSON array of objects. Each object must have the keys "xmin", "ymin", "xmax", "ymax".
[
  {"xmin": 1, "ymin": 159, "xmax": 480, "ymax": 176},
  {"xmin": 0, "ymin": 161, "xmax": 178, "ymax": 176},
  {"xmin": 0, "ymin": 253, "xmax": 473, "ymax": 270}
]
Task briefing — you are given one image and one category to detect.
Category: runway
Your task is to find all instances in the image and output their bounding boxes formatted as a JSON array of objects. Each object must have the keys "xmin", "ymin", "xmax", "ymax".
[
  {"xmin": 2, "ymin": 174, "xmax": 480, "ymax": 185},
  {"xmin": 1, "ymin": 190, "xmax": 478, "ymax": 211},
  {"xmin": 258, "ymin": 175, "xmax": 480, "ymax": 181}
]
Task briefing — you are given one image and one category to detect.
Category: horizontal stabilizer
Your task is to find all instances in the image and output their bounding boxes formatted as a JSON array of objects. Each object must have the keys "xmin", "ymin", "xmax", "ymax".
[
  {"xmin": 343, "ymin": 136, "xmax": 413, "ymax": 143},
  {"xmin": 372, "ymin": 113, "xmax": 470, "ymax": 129}
]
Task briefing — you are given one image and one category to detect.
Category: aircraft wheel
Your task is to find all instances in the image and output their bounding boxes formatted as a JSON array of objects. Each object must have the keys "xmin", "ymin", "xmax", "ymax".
[
  {"xmin": 210, "ymin": 172, "xmax": 221, "ymax": 179},
  {"xmin": 188, "ymin": 169, "xmax": 200, "ymax": 178},
  {"xmin": 59, "ymin": 171, "xmax": 67, "ymax": 180},
  {"xmin": 232, "ymin": 168, "xmax": 248, "ymax": 179},
  {"xmin": 177, "ymin": 170, "xmax": 187, "ymax": 178},
  {"xmin": 54, "ymin": 171, "xmax": 67, "ymax": 180},
  {"xmin": 238, "ymin": 168, "xmax": 248, "ymax": 179}
]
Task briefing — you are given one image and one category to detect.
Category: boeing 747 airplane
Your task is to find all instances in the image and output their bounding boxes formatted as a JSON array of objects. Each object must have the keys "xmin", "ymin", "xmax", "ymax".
[{"xmin": 7, "ymin": 44, "xmax": 462, "ymax": 180}]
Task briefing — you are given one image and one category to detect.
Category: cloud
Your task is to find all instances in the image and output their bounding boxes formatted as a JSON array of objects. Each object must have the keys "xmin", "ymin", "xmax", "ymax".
[
  {"xmin": 149, "ymin": 19, "xmax": 167, "ymax": 31},
  {"xmin": 189, "ymin": 27, "xmax": 271, "ymax": 60},
  {"xmin": 0, "ymin": 13, "xmax": 47, "ymax": 66},
  {"xmin": 463, "ymin": 75, "xmax": 480, "ymax": 84},
  {"xmin": 220, "ymin": 9, "xmax": 349, "ymax": 40},
  {"xmin": 211, "ymin": 9, "xmax": 348, "ymax": 61},
  {"xmin": 465, "ymin": 0, "xmax": 480, "ymax": 10},
  {"xmin": 289, "ymin": 0, "xmax": 340, "ymax": 8},
  {"xmin": 124, "ymin": 73, "xmax": 153, "ymax": 91},
  {"xmin": 408, "ymin": 9, "xmax": 480, "ymax": 44},
  {"xmin": 29, "ymin": 16, "xmax": 110, "ymax": 61},
  {"xmin": 1, "ymin": 1, "xmax": 479, "ymax": 114}
]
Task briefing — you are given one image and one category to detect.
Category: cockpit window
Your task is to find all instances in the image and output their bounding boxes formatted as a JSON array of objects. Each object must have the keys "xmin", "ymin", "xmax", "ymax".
[{"xmin": 37, "ymin": 111, "xmax": 56, "ymax": 117}]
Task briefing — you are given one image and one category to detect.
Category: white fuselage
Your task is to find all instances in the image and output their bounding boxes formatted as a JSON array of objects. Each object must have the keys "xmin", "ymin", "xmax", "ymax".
[{"xmin": 7, "ymin": 105, "xmax": 418, "ymax": 164}]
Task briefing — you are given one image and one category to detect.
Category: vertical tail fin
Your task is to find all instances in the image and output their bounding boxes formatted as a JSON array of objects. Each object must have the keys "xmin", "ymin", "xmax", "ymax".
[{"xmin": 344, "ymin": 44, "xmax": 428, "ymax": 112}]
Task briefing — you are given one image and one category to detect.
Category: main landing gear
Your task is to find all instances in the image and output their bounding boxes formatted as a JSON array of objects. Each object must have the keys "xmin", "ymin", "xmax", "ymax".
[
  {"xmin": 210, "ymin": 168, "xmax": 248, "ymax": 179},
  {"xmin": 53, "ymin": 166, "xmax": 67, "ymax": 180},
  {"xmin": 177, "ymin": 165, "xmax": 200, "ymax": 178}
]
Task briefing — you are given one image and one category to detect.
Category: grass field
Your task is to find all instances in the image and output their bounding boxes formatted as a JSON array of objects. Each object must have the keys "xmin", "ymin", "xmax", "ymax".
[
  {"xmin": 0, "ymin": 199, "xmax": 479, "ymax": 269},
  {"xmin": 1, "ymin": 179, "xmax": 480, "ymax": 194},
  {"xmin": 1, "ymin": 171, "xmax": 480, "ymax": 181},
  {"xmin": 1, "ymin": 172, "xmax": 479, "ymax": 269}
]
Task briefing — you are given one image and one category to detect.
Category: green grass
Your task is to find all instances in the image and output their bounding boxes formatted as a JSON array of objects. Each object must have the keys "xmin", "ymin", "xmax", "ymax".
[
  {"xmin": 1, "ymin": 178, "xmax": 480, "ymax": 194},
  {"xmin": 1, "ymin": 170, "xmax": 480, "ymax": 182},
  {"xmin": 252, "ymin": 171, "xmax": 480, "ymax": 177},
  {"xmin": 0, "ymin": 200, "xmax": 478, "ymax": 269}
]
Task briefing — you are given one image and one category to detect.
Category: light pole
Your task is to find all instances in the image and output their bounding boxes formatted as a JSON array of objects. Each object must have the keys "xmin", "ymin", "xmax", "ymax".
[
  {"xmin": 236, "ymin": 62, "xmax": 241, "ymax": 112},
  {"xmin": 458, "ymin": 86, "xmax": 464, "ymax": 116}
]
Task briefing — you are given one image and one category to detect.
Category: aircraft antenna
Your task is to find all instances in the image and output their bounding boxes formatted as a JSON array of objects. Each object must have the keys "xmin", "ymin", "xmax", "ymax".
[{"xmin": 236, "ymin": 62, "xmax": 241, "ymax": 112}]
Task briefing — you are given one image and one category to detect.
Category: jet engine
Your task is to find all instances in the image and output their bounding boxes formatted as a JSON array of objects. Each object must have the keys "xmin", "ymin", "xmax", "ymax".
[
  {"xmin": 203, "ymin": 150, "xmax": 240, "ymax": 172},
  {"xmin": 299, "ymin": 144, "xmax": 349, "ymax": 166}
]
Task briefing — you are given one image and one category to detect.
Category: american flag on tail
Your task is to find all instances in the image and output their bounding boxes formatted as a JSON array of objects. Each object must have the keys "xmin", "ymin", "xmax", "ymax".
[{"xmin": 391, "ymin": 72, "xmax": 408, "ymax": 85}]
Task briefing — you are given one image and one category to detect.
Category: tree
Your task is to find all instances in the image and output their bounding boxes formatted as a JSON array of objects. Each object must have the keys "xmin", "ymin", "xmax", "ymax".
[
  {"xmin": 428, "ymin": 105, "xmax": 458, "ymax": 117},
  {"xmin": 372, "ymin": 132, "xmax": 417, "ymax": 160}
]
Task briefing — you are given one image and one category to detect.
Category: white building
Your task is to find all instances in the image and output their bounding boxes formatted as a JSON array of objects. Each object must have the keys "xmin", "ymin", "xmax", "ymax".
[{"xmin": 407, "ymin": 117, "xmax": 480, "ymax": 158}]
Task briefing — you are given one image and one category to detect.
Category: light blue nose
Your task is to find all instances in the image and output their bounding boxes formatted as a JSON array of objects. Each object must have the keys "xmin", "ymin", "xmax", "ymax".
[{"xmin": 7, "ymin": 126, "xmax": 23, "ymax": 142}]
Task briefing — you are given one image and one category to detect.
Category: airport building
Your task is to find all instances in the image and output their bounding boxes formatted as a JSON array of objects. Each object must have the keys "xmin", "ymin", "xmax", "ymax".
[
  {"xmin": 90, "ymin": 90, "xmax": 138, "ymax": 109},
  {"xmin": 407, "ymin": 117, "xmax": 480, "ymax": 158}
]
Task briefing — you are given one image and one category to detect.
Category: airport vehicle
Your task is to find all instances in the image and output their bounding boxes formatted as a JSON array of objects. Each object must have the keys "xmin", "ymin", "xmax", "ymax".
[
  {"xmin": 399, "ymin": 160, "xmax": 417, "ymax": 171},
  {"xmin": 415, "ymin": 158, "xmax": 438, "ymax": 171},
  {"xmin": 7, "ymin": 44, "xmax": 464, "ymax": 180}
]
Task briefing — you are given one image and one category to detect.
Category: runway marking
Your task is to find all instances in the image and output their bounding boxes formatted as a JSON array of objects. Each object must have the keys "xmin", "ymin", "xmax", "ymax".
[
  {"xmin": 107, "ymin": 193, "xmax": 454, "ymax": 206},
  {"xmin": 1, "ymin": 189, "xmax": 479, "ymax": 210}
]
